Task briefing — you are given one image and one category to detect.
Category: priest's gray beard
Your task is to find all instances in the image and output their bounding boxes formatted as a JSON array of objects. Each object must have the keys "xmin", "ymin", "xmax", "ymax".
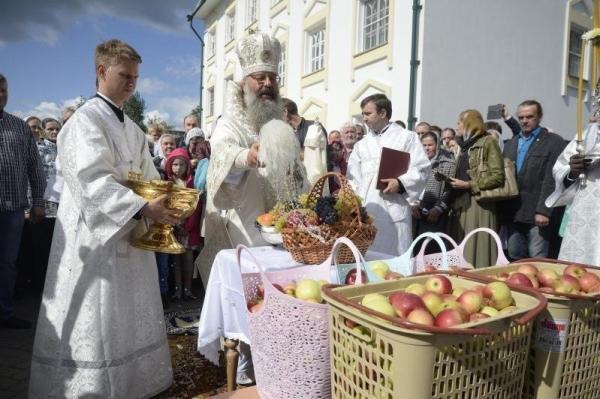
[
  {"xmin": 258, "ymin": 120, "xmax": 308, "ymax": 207},
  {"xmin": 241, "ymin": 80, "xmax": 283, "ymax": 133}
]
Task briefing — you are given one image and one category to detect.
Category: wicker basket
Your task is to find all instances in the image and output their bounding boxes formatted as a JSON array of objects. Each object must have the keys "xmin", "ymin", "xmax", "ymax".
[{"xmin": 281, "ymin": 172, "xmax": 377, "ymax": 264}]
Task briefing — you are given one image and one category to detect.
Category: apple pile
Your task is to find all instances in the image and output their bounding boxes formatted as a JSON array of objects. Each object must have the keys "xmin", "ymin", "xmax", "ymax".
[
  {"xmin": 356, "ymin": 275, "xmax": 519, "ymax": 328},
  {"xmin": 493, "ymin": 263, "xmax": 600, "ymax": 295},
  {"xmin": 246, "ymin": 278, "xmax": 328, "ymax": 313}
]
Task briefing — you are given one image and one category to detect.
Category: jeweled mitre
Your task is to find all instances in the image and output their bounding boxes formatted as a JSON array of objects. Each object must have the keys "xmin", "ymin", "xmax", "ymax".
[{"xmin": 236, "ymin": 32, "xmax": 281, "ymax": 77}]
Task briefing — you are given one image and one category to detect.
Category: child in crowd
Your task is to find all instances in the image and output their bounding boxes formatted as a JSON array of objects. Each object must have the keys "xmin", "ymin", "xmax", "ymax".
[{"xmin": 164, "ymin": 148, "xmax": 202, "ymax": 301}]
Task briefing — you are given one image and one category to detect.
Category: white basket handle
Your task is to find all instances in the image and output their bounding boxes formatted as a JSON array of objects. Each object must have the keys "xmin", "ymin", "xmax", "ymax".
[
  {"xmin": 458, "ymin": 227, "xmax": 509, "ymax": 266},
  {"xmin": 329, "ymin": 237, "xmax": 368, "ymax": 285},
  {"xmin": 416, "ymin": 232, "xmax": 459, "ymax": 262},
  {"xmin": 407, "ymin": 232, "xmax": 449, "ymax": 274}
]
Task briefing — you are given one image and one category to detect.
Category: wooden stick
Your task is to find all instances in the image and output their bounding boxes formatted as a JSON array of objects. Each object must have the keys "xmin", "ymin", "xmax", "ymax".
[
  {"xmin": 578, "ymin": 37, "xmax": 587, "ymax": 141},
  {"xmin": 224, "ymin": 338, "xmax": 239, "ymax": 392}
]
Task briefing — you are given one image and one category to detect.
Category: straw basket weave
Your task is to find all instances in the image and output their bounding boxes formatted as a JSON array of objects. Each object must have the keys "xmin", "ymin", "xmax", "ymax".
[{"xmin": 281, "ymin": 172, "xmax": 376, "ymax": 264}]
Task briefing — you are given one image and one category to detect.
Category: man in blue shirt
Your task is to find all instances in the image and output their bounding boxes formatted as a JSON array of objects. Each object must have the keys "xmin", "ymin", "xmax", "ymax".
[{"xmin": 502, "ymin": 100, "xmax": 566, "ymax": 260}]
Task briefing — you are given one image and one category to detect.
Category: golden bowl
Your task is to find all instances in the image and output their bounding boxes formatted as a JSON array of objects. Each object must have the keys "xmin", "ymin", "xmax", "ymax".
[{"xmin": 127, "ymin": 172, "xmax": 201, "ymax": 254}]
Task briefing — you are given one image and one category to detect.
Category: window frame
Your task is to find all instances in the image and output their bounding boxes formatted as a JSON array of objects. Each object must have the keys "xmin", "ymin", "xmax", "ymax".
[
  {"xmin": 246, "ymin": 0, "xmax": 258, "ymax": 26},
  {"xmin": 206, "ymin": 86, "xmax": 215, "ymax": 117},
  {"xmin": 225, "ymin": 12, "xmax": 236, "ymax": 43},
  {"xmin": 357, "ymin": 0, "xmax": 389, "ymax": 54},
  {"xmin": 305, "ymin": 25, "xmax": 326, "ymax": 75},
  {"xmin": 568, "ymin": 24, "xmax": 585, "ymax": 78},
  {"xmin": 205, "ymin": 29, "xmax": 216, "ymax": 59}
]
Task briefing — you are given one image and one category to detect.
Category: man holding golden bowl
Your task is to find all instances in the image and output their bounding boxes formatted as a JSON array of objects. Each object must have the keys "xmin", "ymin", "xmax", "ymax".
[{"xmin": 29, "ymin": 40, "xmax": 176, "ymax": 398}]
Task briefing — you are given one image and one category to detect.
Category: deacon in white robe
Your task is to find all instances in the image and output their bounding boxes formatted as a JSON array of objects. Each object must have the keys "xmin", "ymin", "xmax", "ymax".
[
  {"xmin": 29, "ymin": 41, "xmax": 173, "ymax": 398},
  {"xmin": 347, "ymin": 95, "xmax": 430, "ymax": 256},
  {"xmin": 546, "ymin": 123, "xmax": 600, "ymax": 265},
  {"xmin": 302, "ymin": 122, "xmax": 328, "ymax": 186}
]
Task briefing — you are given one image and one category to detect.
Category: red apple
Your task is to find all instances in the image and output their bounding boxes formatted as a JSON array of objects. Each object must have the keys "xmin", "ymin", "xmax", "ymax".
[
  {"xmin": 559, "ymin": 274, "xmax": 581, "ymax": 292},
  {"xmin": 345, "ymin": 269, "xmax": 368, "ymax": 285},
  {"xmin": 579, "ymin": 272, "xmax": 600, "ymax": 292},
  {"xmin": 471, "ymin": 285, "xmax": 486, "ymax": 296},
  {"xmin": 424, "ymin": 275, "xmax": 453, "ymax": 295},
  {"xmin": 257, "ymin": 284, "xmax": 265, "ymax": 299},
  {"xmin": 249, "ymin": 300, "xmax": 263, "ymax": 313},
  {"xmin": 344, "ymin": 318, "xmax": 358, "ymax": 329},
  {"xmin": 589, "ymin": 282, "xmax": 600, "ymax": 293},
  {"xmin": 384, "ymin": 271, "xmax": 404, "ymax": 281},
  {"xmin": 457, "ymin": 290, "xmax": 484, "ymax": 314},
  {"xmin": 495, "ymin": 272, "xmax": 510, "ymax": 282},
  {"xmin": 469, "ymin": 312, "xmax": 490, "ymax": 322},
  {"xmin": 517, "ymin": 263, "xmax": 539, "ymax": 277},
  {"xmin": 388, "ymin": 292, "xmax": 426, "ymax": 318},
  {"xmin": 435, "ymin": 309, "xmax": 465, "ymax": 328},
  {"xmin": 564, "ymin": 264, "xmax": 587, "ymax": 279},
  {"xmin": 506, "ymin": 272, "xmax": 534, "ymax": 288},
  {"xmin": 537, "ymin": 269, "xmax": 560, "ymax": 288},
  {"xmin": 407, "ymin": 308, "xmax": 435, "ymax": 326}
]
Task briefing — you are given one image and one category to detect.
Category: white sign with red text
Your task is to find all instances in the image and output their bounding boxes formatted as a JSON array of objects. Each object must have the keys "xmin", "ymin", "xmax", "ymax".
[{"xmin": 535, "ymin": 317, "xmax": 569, "ymax": 353}]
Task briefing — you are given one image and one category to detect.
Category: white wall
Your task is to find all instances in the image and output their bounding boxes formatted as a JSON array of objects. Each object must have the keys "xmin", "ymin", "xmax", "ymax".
[{"xmin": 419, "ymin": 0, "xmax": 589, "ymax": 140}]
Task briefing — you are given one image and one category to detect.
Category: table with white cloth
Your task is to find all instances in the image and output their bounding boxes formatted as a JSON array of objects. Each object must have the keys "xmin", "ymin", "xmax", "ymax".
[{"xmin": 196, "ymin": 245, "xmax": 392, "ymax": 391}]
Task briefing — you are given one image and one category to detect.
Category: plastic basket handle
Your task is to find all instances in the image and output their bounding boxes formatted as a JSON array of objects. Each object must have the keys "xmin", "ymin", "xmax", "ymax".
[
  {"xmin": 416, "ymin": 232, "xmax": 460, "ymax": 264},
  {"xmin": 406, "ymin": 232, "xmax": 449, "ymax": 274},
  {"xmin": 235, "ymin": 244, "xmax": 280, "ymax": 296},
  {"xmin": 330, "ymin": 237, "xmax": 368, "ymax": 285},
  {"xmin": 448, "ymin": 269, "xmax": 548, "ymax": 325},
  {"xmin": 459, "ymin": 227, "xmax": 509, "ymax": 266},
  {"xmin": 321, "ymin": 284, "xmax": 494, "ymax": 335}
]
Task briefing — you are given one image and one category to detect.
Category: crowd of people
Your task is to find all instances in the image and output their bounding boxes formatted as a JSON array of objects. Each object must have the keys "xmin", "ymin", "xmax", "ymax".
[{"xmin": 0, "ymin": 32, "xmax": 598, "ymax": 397}]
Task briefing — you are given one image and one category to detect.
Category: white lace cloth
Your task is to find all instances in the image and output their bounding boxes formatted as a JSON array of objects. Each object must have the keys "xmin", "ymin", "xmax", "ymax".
[{"xmin": 196, "ymin": 246, "xmax": 391, "ymax": 366}]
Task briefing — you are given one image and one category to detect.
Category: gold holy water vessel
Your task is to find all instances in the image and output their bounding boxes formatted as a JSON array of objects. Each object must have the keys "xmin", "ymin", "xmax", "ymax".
[{"xmin": 127, "ymin": 172, "xmax": 201, "ymax": 254}]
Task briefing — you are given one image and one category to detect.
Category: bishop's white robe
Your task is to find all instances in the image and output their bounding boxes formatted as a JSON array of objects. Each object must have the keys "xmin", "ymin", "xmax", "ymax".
[
  {"xmin": 347, "ymin": 123, "xmax": 430, "ymax": 256},
  {"xmin": 29, "ymin": 97, "xmax": 172, "ymax": 398},
  {"xmin": 546, "ymin": 123, "xmax": 600, "ymax": 265},
  {"xmin": 197, "ymin": 81, "xmax": 268, "ymax": 287}
]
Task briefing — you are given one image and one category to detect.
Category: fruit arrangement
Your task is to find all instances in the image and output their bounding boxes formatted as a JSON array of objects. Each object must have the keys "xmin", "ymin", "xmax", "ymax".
[
  {"xmin": 491, "ymin": 263, "xmax": 600, "ymax": 295},
  {"xmin": 256, "ymin": 191, "xmax": 372, "ymax": 234},
  {"xmin": 355, "ymin": 275, "xmax": 520, "ymax": 328},
  {"xmin": 246, "ymin": 278, "xmax": 328, "ymax": 313}
]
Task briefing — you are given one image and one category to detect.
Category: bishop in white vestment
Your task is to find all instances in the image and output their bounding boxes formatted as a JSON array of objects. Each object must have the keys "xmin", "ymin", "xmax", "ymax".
[
  {"xmin": 546, "ymin": 123, "xmax": 600, "ymax": 265},
  {"xmin": 347, "ymin": 95, "xmax": 430, "ymax": 256},
  {"xmin": 29, "ymin": 41, "xmax": 172, "ymax": 398}
]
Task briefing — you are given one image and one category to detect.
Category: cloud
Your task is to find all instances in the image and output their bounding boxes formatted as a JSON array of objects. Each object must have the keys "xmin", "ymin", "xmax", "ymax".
[
  {"xmin": 137, "ymin": 77, "xmax": 170, "ymax": 95},
  {"xmin": 0, "ymin": 0, "xmax": 197, "ymax": 45},
  {"xmin": 165, "ymin": 56, "xmax": 201, "ymax": 79},
  {"xmin": 144, "ymin": 109, "xmax": 170, "ymax": 126},
  {"xmin": 12, "ymin": 96, "xmax": 86, "ymax": 120},
  {"xmin": 150, "ymin": 96, "xmax": 198, "ymax": 129}
]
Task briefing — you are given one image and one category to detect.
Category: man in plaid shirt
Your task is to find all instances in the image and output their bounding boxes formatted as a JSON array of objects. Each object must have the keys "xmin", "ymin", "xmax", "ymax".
[{"xmin": 0, "ymin": 73, "xmax": 46, "ymax": 329}]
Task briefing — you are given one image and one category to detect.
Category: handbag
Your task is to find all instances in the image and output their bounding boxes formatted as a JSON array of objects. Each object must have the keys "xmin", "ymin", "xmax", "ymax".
[{"xmin": 474, "ymin": 137, "xmax": 519, "ymax": 202}]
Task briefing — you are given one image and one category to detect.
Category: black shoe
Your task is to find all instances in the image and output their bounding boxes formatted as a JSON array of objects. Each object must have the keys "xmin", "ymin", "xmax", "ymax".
[
  {"xmin": 183, "ymin": 288, "xmax": 197, "ymax": 301},
  {"xmin": 0, "ymin": 316, "xmax": 32, "ymax": 329},
  {"xmin": 161, "ymin": 294, "xmax": 170, "ymax": 310}
]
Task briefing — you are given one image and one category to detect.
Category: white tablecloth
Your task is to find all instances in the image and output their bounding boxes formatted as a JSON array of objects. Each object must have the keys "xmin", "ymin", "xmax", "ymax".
[{"xmin": 196, "ymin": 246, "xmax": 391, "ymax": 365}]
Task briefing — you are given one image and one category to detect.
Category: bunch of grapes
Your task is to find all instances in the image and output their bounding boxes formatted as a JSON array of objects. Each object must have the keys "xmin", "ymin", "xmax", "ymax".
[
  {"xmin": 315, "ymin": 196, "xmax": 338, "ymax": 225},
  {"xmin": 297, "ymin": 193, "xmax": 310, "ymax": 209}
]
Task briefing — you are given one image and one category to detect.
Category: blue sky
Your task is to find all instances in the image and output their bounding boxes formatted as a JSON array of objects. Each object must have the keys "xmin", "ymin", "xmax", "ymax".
[{"xmin": 0, "ymin": 0, "xmax": 204, "ymax": 128}]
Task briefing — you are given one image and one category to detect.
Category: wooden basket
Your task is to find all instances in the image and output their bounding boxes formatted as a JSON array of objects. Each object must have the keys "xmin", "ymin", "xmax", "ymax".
[{"xmin": 281, "ymin": 172, "xmax": 377, "ymax": 264}]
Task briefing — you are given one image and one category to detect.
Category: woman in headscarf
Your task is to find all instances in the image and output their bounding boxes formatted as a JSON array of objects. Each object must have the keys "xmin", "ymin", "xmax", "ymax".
[
  {"xmin": 448, "ymin": 109, "xmax": 505, "ymax": 267},
  {"xmin": 153, "ymin": 133, "xmax": 176, "ymax": 178}
]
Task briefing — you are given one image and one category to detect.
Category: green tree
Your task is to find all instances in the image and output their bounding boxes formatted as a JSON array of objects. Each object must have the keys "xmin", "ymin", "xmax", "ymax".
[
  {"xmin": 123, "ymin": 91, "xmax": 147, "ymax": 132},
  {"xmin": 191, "ymin": 104, "xmax": 202, "ymax": 123}
]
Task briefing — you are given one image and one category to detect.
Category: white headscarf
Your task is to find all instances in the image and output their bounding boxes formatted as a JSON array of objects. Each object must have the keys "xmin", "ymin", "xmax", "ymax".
[
  {"xmin": 184, "ymin": 127, "xmax": 204, "ymax": 146},
  {"xmin": 155, "ymin": 133, "xmax": 175, "ymax": 159}
]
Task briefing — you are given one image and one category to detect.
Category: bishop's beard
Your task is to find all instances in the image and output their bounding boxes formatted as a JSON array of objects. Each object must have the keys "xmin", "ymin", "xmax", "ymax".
[{"xmin": 242, "ymin": 81, "xmax": 283, "ymax": 132}]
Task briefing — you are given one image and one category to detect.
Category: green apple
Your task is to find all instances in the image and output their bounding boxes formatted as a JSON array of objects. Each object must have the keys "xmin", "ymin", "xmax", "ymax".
[
  {"xmin": 421, "ymin": 292, "xmax": 444, "ymax": 316},
  {"xmin": 361, "ymin": 293, "xmax": 388, "ymax": 307},
  {"xmin": 481, "ymin": 306, "xmax": 499, "ymax": 317},
  {"xmin": 295, "ymin": 279, "xmax": 322, "ymax": 302},
  {"xmin": 405, "ymin": 283, "xmax": 426, "ymax": 296},
  {"xmin": 370, "ymin": 260, "xmax": 390, "ymax": 279},
  {"xmin": 363, "ymin": 298, "xmax": 396, "ymax": 317}
]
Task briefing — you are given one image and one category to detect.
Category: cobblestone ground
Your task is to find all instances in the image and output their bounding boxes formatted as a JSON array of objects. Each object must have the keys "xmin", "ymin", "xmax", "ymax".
[{"xmin": 0, "ymin": 294, "xmax": 39, "ymax": 399}]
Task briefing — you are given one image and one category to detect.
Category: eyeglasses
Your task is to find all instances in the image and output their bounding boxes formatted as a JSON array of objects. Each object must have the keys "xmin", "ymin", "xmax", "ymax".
[{"xmin": 248, "ymin": 73, "xmax": 280, "ymax": 85}]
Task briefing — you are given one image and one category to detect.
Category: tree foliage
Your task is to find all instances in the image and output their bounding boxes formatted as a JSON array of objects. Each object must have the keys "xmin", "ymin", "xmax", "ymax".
[
  {"xmin": 191, "ymin": 104, "xmax": 202, "ymax": 123},
  {"xmin": 123, "ymin": 91, "xmax": 147, "ymax": 132}
]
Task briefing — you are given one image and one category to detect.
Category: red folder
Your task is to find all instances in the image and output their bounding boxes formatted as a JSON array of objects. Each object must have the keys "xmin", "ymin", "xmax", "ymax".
[{"xmin": 376, "ymin": 147, "xmax": 411, "ymax": 190}]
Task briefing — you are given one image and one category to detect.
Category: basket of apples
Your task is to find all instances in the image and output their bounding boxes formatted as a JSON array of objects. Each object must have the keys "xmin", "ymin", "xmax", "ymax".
[
  {"xmin": 468, "ymin": 258, "xmax": 600, "ymax": 399},
  {"xmin": 320, "ymin": 270, "xmax": 546, "ymax": 399},
  {"xmin": 257, "ymin": 172, "xmax": 376, "ymax": 265},
  {"xmin": 238, "ymin": 238, "xmax": 367, "ymax": 399}
]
